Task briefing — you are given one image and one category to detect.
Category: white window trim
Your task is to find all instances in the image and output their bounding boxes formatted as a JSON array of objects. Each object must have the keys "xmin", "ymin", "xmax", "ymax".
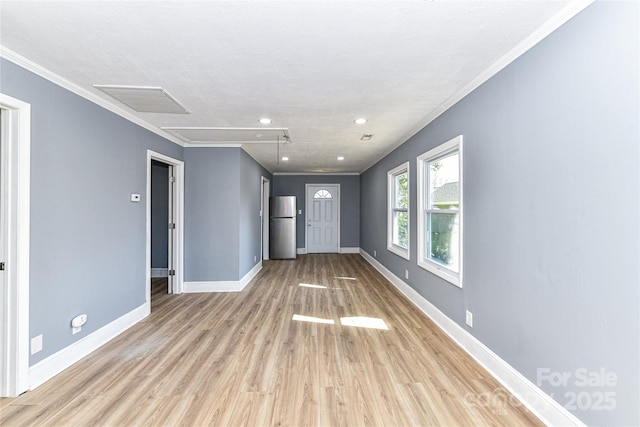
[
  {"xmin": 387, "ymin": 161, "xmax": 410, "ymax": 260},
  {"xmin": 417, "ymin": 135, "xmax": 463, "ymax": 287}
]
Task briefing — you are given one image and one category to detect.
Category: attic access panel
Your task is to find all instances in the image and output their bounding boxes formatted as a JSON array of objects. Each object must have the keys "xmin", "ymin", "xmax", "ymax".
[{"xmin": 93, "ymin": 85, "xmax": 188, "ymax": 114}]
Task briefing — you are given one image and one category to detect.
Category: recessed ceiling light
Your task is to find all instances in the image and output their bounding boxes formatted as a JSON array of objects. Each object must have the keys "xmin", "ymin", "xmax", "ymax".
[
  {"xmin": 337, "ymin": 156, "xmax": 345, "ymax": 161},
  {"xmin": 281, "ymin": 156, "xmax": 289, "ymax": 161},
  {"xmin": 259, "ymin": 118, "xmax": 272, "ymax": 125},
  {"xmin": 354, "ymin": 118, "xmax": 367, "ymax": 125}
]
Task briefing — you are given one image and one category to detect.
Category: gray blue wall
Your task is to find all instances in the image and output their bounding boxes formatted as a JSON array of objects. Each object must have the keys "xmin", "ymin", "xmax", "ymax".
[
  {"xmin": 360, "ymin": 2, "xmax": 638, "ymax": 425},
  {"xmin": 184, "ymin": 147, "xmax": 271, "ymax": 282},
  {"xmin": 2, "ymin": 2, "xmax": 637, "ymax": 424},
  {"xmin": 1, "ymin": 60, "xmax": 272, "ymax": 365},
  {"xmin": 272, "ymin": 174, "xmax": 360, "ymax": 249},
  {"xmin": 239, "ymin": 150, "xmax": 272, "ymax": 276},
  {"xmin": 184, "ymin": 148, "xmax": 240, "ymax": 281},
  {"xmin": 0, "ymin": 58, "xmax": 184, "ymax": 365},
  {"xmin": 151, "ymin": 160, "xmax": 169, "ymax": 269}
]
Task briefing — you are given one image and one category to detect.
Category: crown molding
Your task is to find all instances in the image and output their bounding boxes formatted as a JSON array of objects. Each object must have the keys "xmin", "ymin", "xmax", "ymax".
[
  {"xmin": 0, "ymin": 46, "xmax": 185, "ymax": 147},
  {"xmin": 273, "ymin": 172, "xmax": 360, "ymax": 176},
  {"xmin": 183, "ymin": 143, "xmax": 243, "ymax": 148},
  {"xmin": 360, "ymin": 0, "xmax": 595, "ymax": 174}
]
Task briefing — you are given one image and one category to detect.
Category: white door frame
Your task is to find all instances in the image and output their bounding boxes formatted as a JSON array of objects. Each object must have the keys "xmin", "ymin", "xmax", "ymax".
[
  {"xmin": 146, "ymin": 151, "xmax": 184, "ymax": 302},
  {"xmin": 0, "ymin": 93, "xmax": 31, "ymax": 397},
  {"xmin": 261, "ymin": 177, "xmax": 270, "ymax": 260},
  {"xmin": 305, "ymin": 184, "xmax": 340, "ymax": 253}
]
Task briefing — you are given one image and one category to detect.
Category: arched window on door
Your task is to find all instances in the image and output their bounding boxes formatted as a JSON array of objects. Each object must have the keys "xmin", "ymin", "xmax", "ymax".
[{"xmin": 313, "ymin": 189, "xmax": 332, "ymax": 199}]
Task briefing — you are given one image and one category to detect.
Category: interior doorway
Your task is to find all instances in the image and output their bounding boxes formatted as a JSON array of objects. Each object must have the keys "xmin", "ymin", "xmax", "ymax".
[
  {"xmin": 261, "ymin": 177, "xmax": 270, "ymax": 260},
  {"xmin": 0, "ymin": 93, "xmax": 31, "ymax": 397},
  {"xmin": 146, "ymin": 151, "xmax": 184, "ymax": 307},
  {"xmin": 1, "ymin": 110, "xmax": 5, "ymax": 396},
  {"xmin": 305, "ymin": 184, "xmax": 340, "ymax": 253},
  {"xmin": 150, "ymin": 160, "xmax": 172, "ymax": 294}
]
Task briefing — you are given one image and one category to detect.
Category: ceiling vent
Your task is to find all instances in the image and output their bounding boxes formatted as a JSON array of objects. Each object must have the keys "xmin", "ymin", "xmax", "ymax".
[
  {"xmin": 161, "ymin": 127, "xmax": 290, "ymax": 144},
  {"xmin": 360, "ymin": 134, "xmax": 374, "ymax": 141},
  {"xmin": 93, "ymin": 85, "xmax": 188, "ymax": 114}
]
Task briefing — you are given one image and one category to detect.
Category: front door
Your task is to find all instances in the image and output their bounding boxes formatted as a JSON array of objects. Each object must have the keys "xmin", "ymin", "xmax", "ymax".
[{"xmin": 306, "ymin": 185, "xmax": 339, "ymax": 253}]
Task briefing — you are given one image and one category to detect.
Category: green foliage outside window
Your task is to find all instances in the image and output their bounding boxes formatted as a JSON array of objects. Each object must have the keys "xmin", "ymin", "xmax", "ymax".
[
  {"xmin": 429, "ymin": 213, "xmax": 456, "ymax": 265},
  {"xmin": 395, "ymin": 172, "xmax": 408, "ymax": 248}
]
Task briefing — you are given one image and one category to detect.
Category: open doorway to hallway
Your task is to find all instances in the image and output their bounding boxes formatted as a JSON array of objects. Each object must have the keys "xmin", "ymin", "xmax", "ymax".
[
  {"xmin": 261, "ymin": 176, "xmax": 270, "ymax": 260},
  {"xmin": 146, "ymin": 151, "xmax": 184, "ymax": 309},
  {"xmin": 150, "ymin": 159, "xmax": 171, "ymax": 296}
]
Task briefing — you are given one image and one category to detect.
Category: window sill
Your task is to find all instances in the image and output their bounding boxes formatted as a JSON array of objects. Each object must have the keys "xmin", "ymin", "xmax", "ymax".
[
  {"xmin": 387, "ymin": 244, "xmax": 409, "ymax": 260},
  {"xmin": 417, "ymin": 260, "xmax": 461, "ymax": 288}
]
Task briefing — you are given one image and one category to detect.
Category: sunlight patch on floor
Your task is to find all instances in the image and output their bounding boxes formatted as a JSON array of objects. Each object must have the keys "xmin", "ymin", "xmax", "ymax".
[
  {"xmin": 292, "ymin": 314, "xmax": 335, "ymax": 325},
  {"xmin": 340, "ymin": 316, "xmax": 389, "ymax": 330},
  {"xmin": 298, "ymin": 283, "xmax": 328, "ymax": 289},
  {"xmin": 292, "ymin": 314, "xmax": 388, "ymax": 330}
]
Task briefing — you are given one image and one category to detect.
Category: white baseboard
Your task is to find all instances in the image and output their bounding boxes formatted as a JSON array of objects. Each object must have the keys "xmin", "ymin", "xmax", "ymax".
[
  {"xmin": 358, "ymin": 249, "xmax": 585, "ymax": 427},
  {"xmin": 297, "ymin": 248, "xmax": 358, "ymax": 255},
  {"xmin": 150, "ymin": 268, "xmax": 168, "ymax": 278},
  {"xmin": 29, "ymin": 303, "xmax": 149, "ymax": 390},
  {"xmin": 183, "ymin": 281, "xmax": 243, "ymax": 293},
  {"xmin": 183, "ymin": 262, "xmax": 262, "ymax": 293},
  {"xmin": 339, "ymin": 247, "xmax": 360, "ymax": 254}
]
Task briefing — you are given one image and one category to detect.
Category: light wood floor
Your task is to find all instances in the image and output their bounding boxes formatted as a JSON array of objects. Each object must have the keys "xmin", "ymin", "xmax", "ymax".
[{"xmin": 1, "ymin": 254, "xmax": 542, "ymax": 426}]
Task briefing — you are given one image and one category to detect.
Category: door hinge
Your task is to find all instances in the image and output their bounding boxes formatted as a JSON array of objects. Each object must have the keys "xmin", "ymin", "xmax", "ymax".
[
  {"xmin": 169, "ymin": 176, "xmax": 176, "ymax": 183},
  {"xmin": 0, "ymin": 262, "xmax": 4, "ymax": 271},
  {"xmin": 169, "ymin": 269, "xmax": 175, "ymax": 276},
  {"xmin": 169, "ymin": 223, "xmax": 176, "ymax": 229}
]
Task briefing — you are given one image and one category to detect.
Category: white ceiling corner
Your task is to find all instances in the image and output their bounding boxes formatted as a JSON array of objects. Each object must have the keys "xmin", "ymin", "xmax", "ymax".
[{"xmin": 0, "ymin": 1, "xmax": 594, "ymax": 173}]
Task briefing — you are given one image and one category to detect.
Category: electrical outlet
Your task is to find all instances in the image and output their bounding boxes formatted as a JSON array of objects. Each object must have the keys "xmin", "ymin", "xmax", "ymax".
[
  {"xmin": 72, "ymin": 314, "xmax": 88, "ymax": 335},
  {"xmin": 254, "ymin": 255, "xmax": 257, "ymax": 263},
  {"xmin": 374, "ymin": 250, "xmax": 377, "ymax": 257},
  {"xmin": 466, "ymin": 310, "xmax": 473, "ymax": 327},
  {"xmin": 405, "ymin": 269, "xmax": 409, "ymax": 280},
  {"xmin": 31, "ymin": 334, "xmax": 43, "ymax": 355}
]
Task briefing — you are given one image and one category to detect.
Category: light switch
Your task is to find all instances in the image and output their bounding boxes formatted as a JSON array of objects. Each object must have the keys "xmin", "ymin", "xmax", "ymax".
[{"xmin": 130, "ymin": 193, "xmax": 141, "ymax": 202}]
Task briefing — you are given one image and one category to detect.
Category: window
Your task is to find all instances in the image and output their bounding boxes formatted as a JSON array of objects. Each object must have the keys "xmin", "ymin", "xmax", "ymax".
[
  {"xmin": 313, "ymin": 189, "xmax": 332, "ymax": 199},
  {"xmin": 417, "ymin": 136, "xmax": 463, "ymax": 287},
  {"xmin": 387, "ymin": 162, "xmax": 409, "ymax": 259}
]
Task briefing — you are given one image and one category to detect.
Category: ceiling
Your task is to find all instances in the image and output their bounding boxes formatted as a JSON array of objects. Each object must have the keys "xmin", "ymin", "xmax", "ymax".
[{"xmin": 0, "ymin": 1, "xmax": 591, "ymax": 173}]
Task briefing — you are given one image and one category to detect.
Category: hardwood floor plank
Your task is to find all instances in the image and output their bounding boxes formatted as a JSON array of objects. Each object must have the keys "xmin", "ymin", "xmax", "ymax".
[{"xmin": 0, "ymin": 254, "xmax": 542, "ymax": 426}]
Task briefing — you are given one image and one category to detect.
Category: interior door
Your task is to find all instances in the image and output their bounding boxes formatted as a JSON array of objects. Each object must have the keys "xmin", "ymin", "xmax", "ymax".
[{"xmin": 306, "ymin": 185, "xmax": 339, "ymax": 253}]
